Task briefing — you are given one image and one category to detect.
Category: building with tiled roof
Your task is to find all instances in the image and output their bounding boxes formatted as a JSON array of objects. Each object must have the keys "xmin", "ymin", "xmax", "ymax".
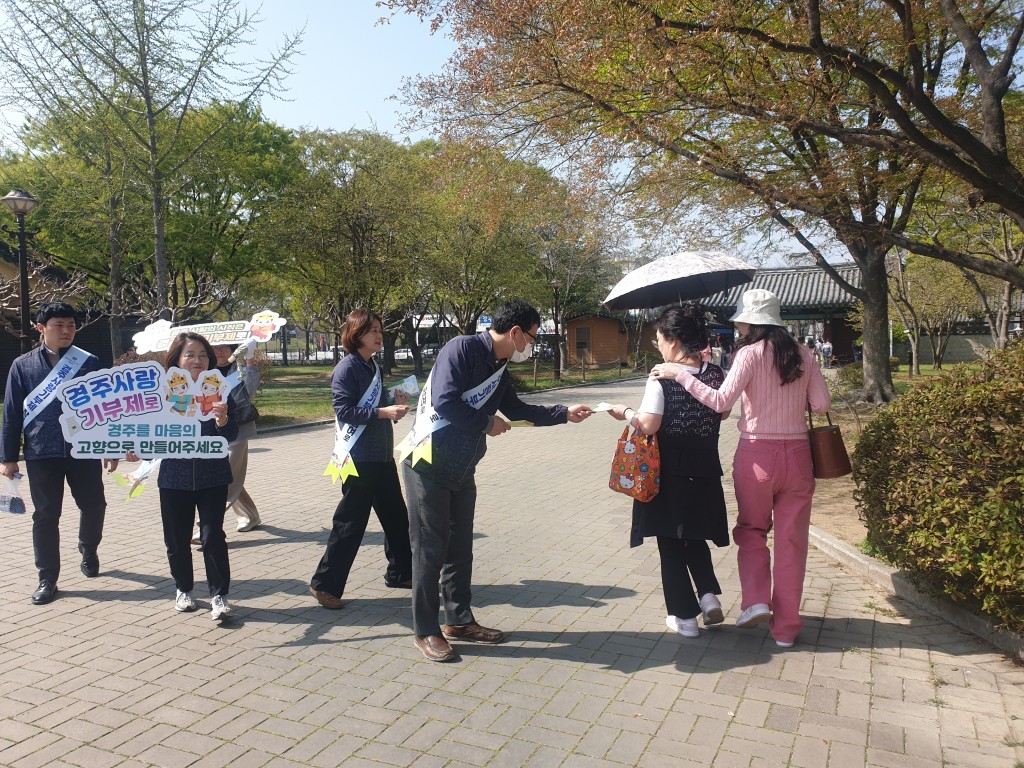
[
  {"xmin": 564, "ymin": 263, "xmax": 864, "ymax": 368},
  {"xmin": 702, "ymin": 263, "xmax": 861, "ymax": 316}
]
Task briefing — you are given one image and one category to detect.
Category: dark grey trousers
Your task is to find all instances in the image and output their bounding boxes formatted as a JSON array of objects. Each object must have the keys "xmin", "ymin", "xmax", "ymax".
[
  {"xmin": 402, "ymin": 463, "xmax": 477, "ymax": 636},
  {"xmin": 27, "ymin": 457, "xmax": 106, "ymax": 584}
]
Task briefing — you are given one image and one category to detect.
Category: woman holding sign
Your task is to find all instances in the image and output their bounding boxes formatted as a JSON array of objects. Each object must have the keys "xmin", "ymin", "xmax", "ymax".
[
  {"xmin": 157, "ymin": 332, "xmax": 238, "ymax": 621},
  {"xmin": 309, "ymin": 309, "xmax": 413, "ymax": 610}
]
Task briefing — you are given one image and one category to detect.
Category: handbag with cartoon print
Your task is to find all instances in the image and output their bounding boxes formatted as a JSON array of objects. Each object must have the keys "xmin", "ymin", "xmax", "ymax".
[{"xmin": 608, "ymin": 425, "xmax": 661, "ymax": 502}]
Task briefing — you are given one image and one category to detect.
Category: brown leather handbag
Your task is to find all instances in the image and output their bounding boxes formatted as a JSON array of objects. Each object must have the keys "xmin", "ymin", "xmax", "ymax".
[{"xmin": 807, "ymin": 411, "xmax": 852, "ymax": 478}]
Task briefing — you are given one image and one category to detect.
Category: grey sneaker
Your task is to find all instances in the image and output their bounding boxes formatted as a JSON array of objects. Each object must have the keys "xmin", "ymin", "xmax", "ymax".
[
  {"xmin": 175, "ymin": 590, "xmax": 196, "ymax": 612},
  {"xmin": 736, "ymin": 603, "xmax": 771, "ymax": 628},
  {"xmin": 210, "ymin": 595, "xmax": 232, "ymax": 621},
  {"xmin": 699, "ymin": 593, "xmax": 724, "ymax": 625}
]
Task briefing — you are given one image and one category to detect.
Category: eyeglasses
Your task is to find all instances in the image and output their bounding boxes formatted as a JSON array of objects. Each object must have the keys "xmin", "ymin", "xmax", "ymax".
[
  {"xmin": 182, "ymin": 352, "xmax": 209, "ymax": 362},
  {"xmin": 522, "ymin": 328, "xmax": 538, "ymax": 344},
  {"xmin": 651, "ymin": 339, "xmax": 660, "ymax": 350}
]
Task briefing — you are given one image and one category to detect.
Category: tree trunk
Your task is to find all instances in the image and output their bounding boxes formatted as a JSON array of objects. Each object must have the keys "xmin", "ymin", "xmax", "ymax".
[
  {"xmin": 107, "ymin": 194, "xmax": 124, "ymax": 359},
  {"xmin": 996, "ymin": 283, "xmax": 1013, "ymax": 350},
  {"xmin": 857, "ymin": 252, "xmax": 898, "ymax": 402},
  {"xmin": 151, "ymin": 174, "xmax": 170, "ymax": 320}
]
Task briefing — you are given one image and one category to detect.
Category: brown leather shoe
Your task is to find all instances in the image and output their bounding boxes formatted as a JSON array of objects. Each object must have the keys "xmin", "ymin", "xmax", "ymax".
[
  {"xmin": 442, "ymin": 621, "xmax": 506, "ymax": 644},
  {"xmin": 309, "ymin": 586, "xmax": 343, "ymax": 610},
  {"xmin": 414, "ymin": 634, "xmax": 458, "ymax": 662}
]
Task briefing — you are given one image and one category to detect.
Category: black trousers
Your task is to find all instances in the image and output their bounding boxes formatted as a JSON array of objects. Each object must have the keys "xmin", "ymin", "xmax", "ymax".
[
  {"xmin": 310, "ymin": 460, "xmax": 412, "ymax": 598},
  {"xmin": 160, "ymin": 486, "xmax": 230, "ymax": 596},
  {"xmin": 26, "ymin": 457, "xmax": 106, "ymax": 583},
  {"xmin": 403, "ymin": 463, "xmax": 477, "ymax": 636},
  {"xmin": 656, "ymin": 536, "xmax": 721, "ymax": 619}
]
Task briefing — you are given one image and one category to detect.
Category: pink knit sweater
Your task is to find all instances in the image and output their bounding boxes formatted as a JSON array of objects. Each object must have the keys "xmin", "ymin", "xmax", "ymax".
[{"xmin": 676, "ymin": 342, "xmax": 830, "ymax": 440}]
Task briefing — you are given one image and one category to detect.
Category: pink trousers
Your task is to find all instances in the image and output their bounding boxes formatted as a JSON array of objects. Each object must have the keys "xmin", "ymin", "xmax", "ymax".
[{"xmin": 732, "ymin": 438, "xmax": 815, "ymax": 644}]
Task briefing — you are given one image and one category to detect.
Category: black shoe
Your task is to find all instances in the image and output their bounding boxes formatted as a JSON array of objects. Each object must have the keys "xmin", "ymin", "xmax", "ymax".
[
  {"xmin": 384, "ymin": 576, "xmax": 413, "ymax": 589},
  {"xmin": 79, "ymin": 544, "xmax": 99, "ymax": 578},
  {"xmin": 31, "ymin": 581, "xmax": 57, "ymax": 605}
]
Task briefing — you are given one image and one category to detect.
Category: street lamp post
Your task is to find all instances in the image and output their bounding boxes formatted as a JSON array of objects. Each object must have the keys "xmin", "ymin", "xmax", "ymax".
[
  {"xmin": 1, "ymin": 189, "xmax": 40, "ymax": 353},
  {"xmin": 550, "ymin": 278, "xmax": 563, "ymax": 381}
]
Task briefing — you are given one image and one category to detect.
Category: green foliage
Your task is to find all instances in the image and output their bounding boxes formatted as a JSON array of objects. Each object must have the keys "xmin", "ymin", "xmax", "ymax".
[
  {"xmin": 889, "ymin": 356, "xmax": 901, "ymax": 373},
  {"xmin": 853, "ymin": 342, "xmax": 1024, "ymax": 633},
  {"xmin": 837, "ymin": 362, "xmax": 864, "ymax": 390}
]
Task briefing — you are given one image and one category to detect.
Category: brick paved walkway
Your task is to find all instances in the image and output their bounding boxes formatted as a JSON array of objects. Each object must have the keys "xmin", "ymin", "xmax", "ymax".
[{"xmin": 0, "ymin": 379, "xmax": 1021, "ymax": 768}]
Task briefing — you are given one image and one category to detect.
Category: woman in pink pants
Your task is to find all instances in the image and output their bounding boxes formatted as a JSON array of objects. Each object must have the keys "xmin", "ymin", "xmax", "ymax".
[{"xmin": 652, "ymin": 289, "xmax": 830, "ymax": 647}]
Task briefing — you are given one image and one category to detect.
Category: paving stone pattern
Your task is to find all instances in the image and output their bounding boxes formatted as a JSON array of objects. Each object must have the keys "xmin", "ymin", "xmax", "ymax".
[{"xmin": 0, "ymin": 379, "xmax": 1021, "ymax": 768}]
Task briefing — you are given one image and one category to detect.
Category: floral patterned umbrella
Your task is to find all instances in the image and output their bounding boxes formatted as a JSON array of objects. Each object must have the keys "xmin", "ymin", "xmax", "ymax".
[{"xmin": 603, "ymin": 250, "xmax": 757, "ymax": 310}]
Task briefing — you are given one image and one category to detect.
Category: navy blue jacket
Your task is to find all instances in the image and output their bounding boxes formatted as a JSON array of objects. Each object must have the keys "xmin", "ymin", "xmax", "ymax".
[
  {"xmin": 157, "ymin": 397, "xmax": 239, "ymax": 491},
  {"xmin": 332, "ymin": 352, "xmax": 394, "ymax": 463},
  {"xmin": 1, "ymin": 346, "xmax": 102, "ymax": 462},
  {"xmin": 407, "ymin": 332, "xmax": 567, "ymax": 487}
]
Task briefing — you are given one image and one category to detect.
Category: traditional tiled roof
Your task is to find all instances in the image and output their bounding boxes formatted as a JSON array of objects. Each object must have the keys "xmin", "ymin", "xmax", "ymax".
[{"xmin": 703, "ymin": 263, "xmax": 861, "ymax": 313}]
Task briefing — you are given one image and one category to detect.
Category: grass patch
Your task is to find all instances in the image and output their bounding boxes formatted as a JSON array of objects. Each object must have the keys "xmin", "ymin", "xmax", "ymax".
[
  {"xmin": 256, "ymin": 359, "xmax": 648, "ymax": 426},
  {"xmin": 508, "ymin": 362, "xmax": 647, "ymax": 392},
  {"xmin": 257, "ymin": 364, "xmax": 422, "ymax": 428},
  {"xmin": 892, "ymin": 361, "xmax": 986, "ymax": 395}
]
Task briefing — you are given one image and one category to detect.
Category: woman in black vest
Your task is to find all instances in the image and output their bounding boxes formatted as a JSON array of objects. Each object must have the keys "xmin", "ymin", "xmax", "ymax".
[{"xmin": 608, "ymin": 304, "xmax": 729, "ymax": 638}]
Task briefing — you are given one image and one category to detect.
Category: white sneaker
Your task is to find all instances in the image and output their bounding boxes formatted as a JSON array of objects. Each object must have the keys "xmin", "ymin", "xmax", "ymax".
[
  {"xmin": 175, "ymin": 590, "xmax": 196, "ymax": 612},
  {"xmin": 736, "ymin": 603, "xmax": 771, "ymax": 628},
  {"xmin": 210, "ymin": 595, "xmax": 232, "ymax": 621},
  {"xmin": 775, "ymin": 639, "xmax": 795, "ymax": 648},
  {"xmin": 666, "ymin": 615, "xmax": 700, "ymax": 638},
  {"xmin": 699, "ymin": 593, "xmax": 724, "ymax": 625}
]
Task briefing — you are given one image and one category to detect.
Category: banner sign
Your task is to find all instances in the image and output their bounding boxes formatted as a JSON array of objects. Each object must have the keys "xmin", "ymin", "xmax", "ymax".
[
  {"xmin": 131, "ymin": 310, "xmax": 288, "ymax": 354},
  {"xmin": 56, "ymin": 361, "xmax": 230, "ymax": 460}
]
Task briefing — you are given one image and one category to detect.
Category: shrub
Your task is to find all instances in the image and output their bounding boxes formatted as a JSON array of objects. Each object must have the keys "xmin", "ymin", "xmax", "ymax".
[
  {"xmin": 853, "ymin": 343, "xmax": 1024, "ymax": 633},
  {"xmin": 836, "ymin": 361, "xmax": 863, "ymax": 389},
  {"xmin": 889, "ymin": 356, "xmax": 901, "ymax": 373}
]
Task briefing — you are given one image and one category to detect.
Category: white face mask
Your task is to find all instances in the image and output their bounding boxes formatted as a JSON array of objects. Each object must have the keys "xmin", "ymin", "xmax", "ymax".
[{"xmin": 509, "ymin": 330, "xmax": 533, "ymax": 363}]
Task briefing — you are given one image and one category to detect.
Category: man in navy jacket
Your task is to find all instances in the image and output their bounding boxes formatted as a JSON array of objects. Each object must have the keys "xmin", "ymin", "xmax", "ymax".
[
  {"xmin": 403, "ymin": 299, "xmax": 592, "ymax": 661},
  {"xmin": 1, "ymin": 302, "xmax": 117, "ymax": 605}
]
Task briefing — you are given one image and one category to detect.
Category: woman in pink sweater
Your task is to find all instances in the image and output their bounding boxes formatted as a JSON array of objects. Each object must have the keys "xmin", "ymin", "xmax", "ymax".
[{"xmin": 652, "ymin": 289, "xmax": 830, "ymax": 647}]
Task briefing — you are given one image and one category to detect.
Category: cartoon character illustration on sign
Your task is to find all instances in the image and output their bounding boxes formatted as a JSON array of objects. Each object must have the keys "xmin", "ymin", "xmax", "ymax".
[
  {"xmin": 195, "ymin": 372, "xmax": 223, "ymax": 418},
  {"xmin": 249, "ymin": 310, "xmax": 280, "ymax": 341},
  {"xmin": 166, "ymin": 372, "xmax": 195, "ymax": 417}
]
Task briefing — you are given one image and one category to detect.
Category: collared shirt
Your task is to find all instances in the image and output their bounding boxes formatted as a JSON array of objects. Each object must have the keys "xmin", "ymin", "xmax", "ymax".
[
  {"xmin": 409, "ymin": 332, "xmax": 568, "ymax": 487},
  {"xmin": 1, "ymin": 345, "xmax": 101, "ymax": 462},
  {"xmin": 332, "ymin": 352, "xmax": 393, "ymax": 463}
]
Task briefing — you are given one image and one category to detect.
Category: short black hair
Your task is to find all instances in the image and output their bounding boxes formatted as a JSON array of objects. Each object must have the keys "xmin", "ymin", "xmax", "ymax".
[
  {"xmin": 654, "ymin": 303, "xmax": 710, "ymax": 355},
  {"xmin": 34, "ymin": 302, "xmax": 77, "ymax": 326},
  {"xmin": 490, "ymin": 299, "xmax": 541, "ymax": 334}
]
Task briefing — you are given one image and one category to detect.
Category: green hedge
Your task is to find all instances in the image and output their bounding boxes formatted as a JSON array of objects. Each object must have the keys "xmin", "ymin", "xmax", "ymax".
[{"xmin": 853, "ymin": 341, "xmax": 1024, "ymax": 633}]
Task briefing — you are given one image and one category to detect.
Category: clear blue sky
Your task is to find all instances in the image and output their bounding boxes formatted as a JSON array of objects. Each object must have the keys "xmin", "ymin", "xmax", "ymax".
[{"xmin": 246, "ymin": 2, "xmax": 455, "ymax": 139}]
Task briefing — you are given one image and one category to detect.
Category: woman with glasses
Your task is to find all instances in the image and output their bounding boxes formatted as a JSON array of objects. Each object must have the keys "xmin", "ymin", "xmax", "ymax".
[
  {"xmin": 308, "ymin": 308, "xmax": 413, "ymax": 609},
  {"xmin": 651, "ymin": 289, "xmax": 830, "ymax": 648},
  {"xmin": 607, "ymin": 303, "xmax": 730, "ymax": 639},
  {"xmin": 154, "ymin": 332, "xmax": 238, "ymax": 621}
]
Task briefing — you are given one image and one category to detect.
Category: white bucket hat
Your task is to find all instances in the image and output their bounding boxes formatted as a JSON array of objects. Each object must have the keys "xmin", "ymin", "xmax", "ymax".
[{"xmin": 730, "ymin": 288, "xmax": 784, "ymax": 327}]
